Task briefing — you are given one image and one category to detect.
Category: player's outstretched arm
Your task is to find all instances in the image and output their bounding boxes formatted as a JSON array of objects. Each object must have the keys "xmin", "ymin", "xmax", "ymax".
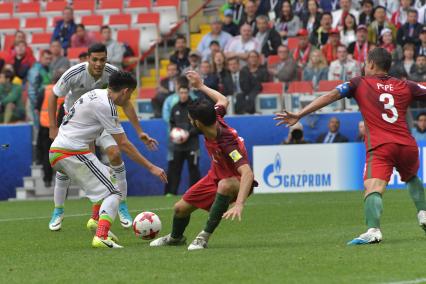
[
  {"xmin": 186, "ymin": 71, "xmax": 229, "ymax": 109},
  {"xmin": 223, "ymin": 164, "xmax": 254, "ymax": 221},
  {"xmin": 112, "ymin": 132, "xmax": 167, "ymax": 183},
  {"xmin": 274, "ymin": 89, "xmax": 341, "ymax": 127},
  {"xmin": 122, "ymin": 100, "xmax": 159, "ymax": 151},
  {"xmin": 48, "ymin": 93, "xmax": 59, "ymax": 139}
]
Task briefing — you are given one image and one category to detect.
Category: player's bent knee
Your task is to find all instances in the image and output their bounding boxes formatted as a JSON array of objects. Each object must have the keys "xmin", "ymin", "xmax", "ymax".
[
  {"xmin": 364, "ymin": 178, "xmax": 387, "ymax": 197},
  {"xmin": 106, "ymin": 146, "xmax": 122, "ymax": 165},
  {"xmin": 217, "ymin": 179, "xmax": 236, "ymax": 196},
  {"xmin": 173, "ymin": 200, "xmax": 193, "ymax": 217}
]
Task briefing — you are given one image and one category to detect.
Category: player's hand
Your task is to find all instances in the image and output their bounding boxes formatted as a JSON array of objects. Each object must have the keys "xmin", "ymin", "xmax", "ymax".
[
  {"xmin": 150, "ymin": 165, "xmax": 168, "ymax": 183},
  {"xmin": 222, "ymin": 204, "xmax": 243, "ymax": 221},
  {"xmin": 139, "ymin": 132, "xmax": 159, "ymax": 151},
  {"xmin": 186, "ymin": 70, "xmax": 203, "ymax": 89},
  {"xmin": 274, "ymin": 111, "xmax": 300, "ymax": 127},
  {"xmin": 49, "ymin": 126, "xmax": 59, "ymax": 140}
]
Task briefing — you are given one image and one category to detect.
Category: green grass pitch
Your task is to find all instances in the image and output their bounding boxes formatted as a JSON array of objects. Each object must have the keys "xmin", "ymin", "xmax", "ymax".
[{"xmin": 1, "ymin": 190, "xmax": 426, "ymax": 284}]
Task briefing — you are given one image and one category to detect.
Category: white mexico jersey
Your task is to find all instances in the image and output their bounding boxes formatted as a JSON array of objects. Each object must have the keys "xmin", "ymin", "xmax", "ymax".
[
  {"xmin": 52, "ymin": 89, "xmax": 124, "ymax": 150},
  {"xmin": 53, "ymin": 62, "xmax": 118, "ymax": 112}
]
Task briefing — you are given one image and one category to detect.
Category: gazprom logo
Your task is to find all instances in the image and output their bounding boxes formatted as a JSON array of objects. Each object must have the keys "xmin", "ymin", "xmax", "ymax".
[{"xmin": 263, "ymin": 154, "xmax": 332, "ymax": 188}]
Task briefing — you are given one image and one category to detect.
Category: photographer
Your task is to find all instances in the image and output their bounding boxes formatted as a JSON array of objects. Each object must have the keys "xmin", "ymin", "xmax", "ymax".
[{"xmin": 283, "ymin": 122, "xmax": 308, "ymax": 144}]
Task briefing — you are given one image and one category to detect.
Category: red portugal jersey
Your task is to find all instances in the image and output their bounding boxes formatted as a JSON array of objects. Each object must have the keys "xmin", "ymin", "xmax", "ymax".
[
  {"xmin": 337, "ymin": 75, "xmax": 426, "ymax": 151},
  {"xmin": 204, "ymin": 104, "xmax": 250, "ymax": 179}
]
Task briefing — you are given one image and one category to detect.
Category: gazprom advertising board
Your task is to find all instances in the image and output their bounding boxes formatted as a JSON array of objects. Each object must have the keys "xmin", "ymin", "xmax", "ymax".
[{"xmin": 253, "ymin": 142, "xmax": 426, "ymax": 193}]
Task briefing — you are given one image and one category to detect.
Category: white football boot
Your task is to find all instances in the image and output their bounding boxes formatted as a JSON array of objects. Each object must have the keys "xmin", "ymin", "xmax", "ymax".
[
  {"xmin": 48, "ymin": 207, "xmax": 64, "ymax": 231},
  {"xmin": 347, "ymin": 228, "xmax": 382, "ymax": 245},
  {"xmin": 149, "ymin": 234, "xmax": 186, "ymax": 247},
  {"xmin": 188, "ymin": 231, "xmax": 210, "ymax": 251},
  {"xmin": 417, "ymin": 210, "xmax": 426, "ymax": 232}
]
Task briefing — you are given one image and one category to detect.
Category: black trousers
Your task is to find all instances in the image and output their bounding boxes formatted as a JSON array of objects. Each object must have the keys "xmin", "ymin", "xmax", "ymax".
[
  {"xmin": 164, "ymin": 150, "xmax": 201, "ymax": 195},
  {"xmin": 151, "ymin": 92, "xmax": 170, "ymax": 118},
  {"xmin": 36, "ymin": 126, "xmax": 53, "ymax": 183},
  {"xmin": 235, "ymin": 92, "xmax": 256, "ymax": 114}
]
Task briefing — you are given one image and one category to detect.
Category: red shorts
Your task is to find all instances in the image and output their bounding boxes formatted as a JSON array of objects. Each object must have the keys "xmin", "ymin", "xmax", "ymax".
[
  {"xmin": 182, "ymin": 172, "xmax": 256, "ymax": 211},
  {"xmin": 364, "ymin": 143, "xmax": 419, "ymax": 182}
]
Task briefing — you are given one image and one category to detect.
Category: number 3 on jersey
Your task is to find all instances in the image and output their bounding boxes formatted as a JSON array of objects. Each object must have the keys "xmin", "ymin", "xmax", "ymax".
[{"xmin": 379, "ymin": 93, "xmax": 398, "ymax": 124}]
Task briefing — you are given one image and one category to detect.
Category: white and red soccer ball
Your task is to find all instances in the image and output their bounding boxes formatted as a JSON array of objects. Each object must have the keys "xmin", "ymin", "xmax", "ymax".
[
  {"xmin": 132, "ymin": 212, "xmax": 162, "ymax": 240},
  {"xmin": 170, "ymin": 127, "xmax": 189, "ymax": 144}
]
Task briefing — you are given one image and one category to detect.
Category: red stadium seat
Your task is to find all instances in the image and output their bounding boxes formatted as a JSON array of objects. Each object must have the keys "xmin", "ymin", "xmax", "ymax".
[
  {"xmin": 124, "ymin": 0, "xmax": 151, "ymax": 16},
  {"xmin": 67, "ymin": 47, "xmax": 87, "ymax": 61},
  {"xmin": 139, "ymin": 88, "xmax": 156, "ymax": 99},
  {"xmin": 317, "ymin": 80, "xmax": 343, "ymax": 92},
  {"xmin": 287, "ymin": 81, "xmax": 313, "ymax": 94},
  {"xmin": 0, "ymin": 19, "xmax": 20, "ymax": 34},
  {"xmin": 73, "ymin": 0, "xmax": 95, "ymax": 17},
  {"xmin": 287, "ymin": 37, "xmax": 299, "ymax": 50},
  {"xmin": 0, "ymin": 3, "xmax": 13, "ymax": 19},
  {"xmin": 256, "ymin": 82, "xmax": 284, "ymax": 114},
  {"xmin": 23, "ymin": 17, "xmax": 47, "ymax": 33},
  {"xmin": 117, "ymin": 29, "xmax": 140, "ymax": 56},
  {"xmin": 267, "ymin": 55, "xmax": 280, "ymax": 66},
  {"xmin": 109, "ymin": 14, "xmax": 131, "ymax": 30},
  {"xmin": 136, "ymin": 13, "xmax": 160, "ymax": 25},
  {"xmin": 261, "ymin": 82, "xmax": 283, "ymax": 94},
  {"xmin": 135, "ymin": 13, "xmax": 160, "ymax": 52},
  {"xmin": 31, "ymin": 32, "xmax": 52, "ymax": 44},
  {"xmin": 15, "ymin": 2, "xmax": 40, "ymax": 18},
  {"xmin": 97, "ymin": 0, "xmax": 123, "ymax": 15},
  {"xmin": 152, "ymin": 0, "xmax": 179, "ymax": 35},
  {"xmin": 81, "ymin": 15, "xmax": 104, "ymax": 31},
  {"xmin": 43, "ymin": 1, "xmax": 67, "ymax": 13},
  {"xmin": 0, "ymin": 50, "xmax": 8, "ymax": 60},
  {"xmin": 3, "ymin": 34, "xmax": 15, "ymax": 50},
  {"xmin": 156, "ymin": 0, "xmax": 180, "ymax": 6}
]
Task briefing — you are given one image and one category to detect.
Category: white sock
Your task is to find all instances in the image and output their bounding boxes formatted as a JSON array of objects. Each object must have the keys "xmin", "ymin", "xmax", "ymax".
[
  {"xmin": 54, "ymin": 172, "xmax": 70, "ymax": 208},
  {"xmin": 111, "ymin": 162, "xmax": 127, "ymax": 201},
  {"xmin": 99, "ymin": 194, "xmax": 121, "ymax": 220}
]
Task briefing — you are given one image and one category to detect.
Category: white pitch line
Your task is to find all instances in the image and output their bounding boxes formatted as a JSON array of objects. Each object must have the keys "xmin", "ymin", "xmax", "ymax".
[{"xmin": 383, "ymin": 278, "xmax": 426, "ymax": 284}]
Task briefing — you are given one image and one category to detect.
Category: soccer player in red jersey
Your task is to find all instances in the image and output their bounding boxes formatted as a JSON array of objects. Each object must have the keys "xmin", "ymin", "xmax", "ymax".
[
  {"xmin": 275, "ymin": 47, "xmax": 426, "ymax": 245},
  {"xmin": 150, "ymin": 71, "xmax": 256, "ymax": 250}
]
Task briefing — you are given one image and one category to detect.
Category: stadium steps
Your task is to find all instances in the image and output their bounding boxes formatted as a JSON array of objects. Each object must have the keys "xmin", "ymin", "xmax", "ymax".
[{"xmin": 14, "ymin": 165, "xmax": 83, "ymax": 200}]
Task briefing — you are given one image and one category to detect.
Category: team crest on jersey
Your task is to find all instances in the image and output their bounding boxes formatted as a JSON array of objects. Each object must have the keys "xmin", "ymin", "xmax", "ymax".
[{"xmin": 229, "ymin": 150, "xmax": 242, "ymax": 163}]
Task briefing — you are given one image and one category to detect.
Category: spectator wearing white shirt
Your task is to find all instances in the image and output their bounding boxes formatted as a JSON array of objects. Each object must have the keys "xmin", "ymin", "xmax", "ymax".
[
  {"xmin": 328, "ymin": 45, "xmax": 361, "ymax": 81},
  {"xmin": 225, "ymin": 23, "xmax": 261, "ymax": 63},
  {"xmin": 340, "ymin": 14, "xmax": 357, "ymax": 47},
  {"xmin": 197, "ymin": 18, "xmax": 233, "ymax": 63},
  {"xmin": 377, "ymin": 0, "xmax": 400, "ymax": 19},
  {"xmin": 100, "ymin": 26, "xmax": 124, "ymax": 69},
  {"xmin": 391, "ymin": 0, "xmax": 413, "ymax": 28},
  {"xmin": 332, "ymin": 0, "xmax": 359, "ymax": 29}
]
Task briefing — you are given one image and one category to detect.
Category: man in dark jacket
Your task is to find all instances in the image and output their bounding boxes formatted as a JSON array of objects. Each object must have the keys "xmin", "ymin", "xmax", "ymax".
[
  {"xmin": 169, "ymin": 34, "xmax": 191, "ymax": 73},
  {"xmin": 152, "ymin": 63, "xmax": 179, "ymax": 118},
  {"xmin": 165, "ymin": 85, "xmax": 201, "ymax": 196},
  {"xmin": 396, "ymin": 9, "xmax": 423, "ymax": 48},
  {"xmin": 253, "ymin": 15, "xmax": 282, "ymax": 58},
  {"xmin": 316, "ymin": 117, "xmax": 349, "ymax": 143},
  {"xmin": 51, "ymin": 7, "xmax": 76, "ymax": 52}
]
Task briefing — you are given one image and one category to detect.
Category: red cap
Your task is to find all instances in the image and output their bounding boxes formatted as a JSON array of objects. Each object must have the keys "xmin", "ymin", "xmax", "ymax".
[
  {"xmin": 297, "ymin": 29, "xmax": 309, "ymax": 36},
  {"xmin": 330, "ymin": 28, "xmax": 340, "ymax": 35}
]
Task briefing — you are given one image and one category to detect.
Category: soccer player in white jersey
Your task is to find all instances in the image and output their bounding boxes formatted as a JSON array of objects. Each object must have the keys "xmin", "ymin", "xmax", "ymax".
[
  {"xmin": 47, "ymin": 43, "xmax": 157, "ymax": 231},
  {"xmin": 49, "ymin": 71, "xmax": 167, "ymax": 248}
]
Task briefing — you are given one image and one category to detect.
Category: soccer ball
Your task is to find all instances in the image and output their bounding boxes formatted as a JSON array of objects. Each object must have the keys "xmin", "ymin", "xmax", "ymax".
[
  {"xmin": 132, "ymin": 212, "xmax": 162, "ymax": 240},
  {"xmin": 170, "ymin": 127, "xmax": 189, "ymax": 144}
]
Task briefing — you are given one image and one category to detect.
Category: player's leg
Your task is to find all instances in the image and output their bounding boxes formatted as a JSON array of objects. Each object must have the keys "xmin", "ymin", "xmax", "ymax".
[
  {"xmin": 48, "ymin": 172, "xmax": 70, "ymax": 231},
  {"xmin": 188, "ymin": 177, "xmax": 240, "ymax": 251}
]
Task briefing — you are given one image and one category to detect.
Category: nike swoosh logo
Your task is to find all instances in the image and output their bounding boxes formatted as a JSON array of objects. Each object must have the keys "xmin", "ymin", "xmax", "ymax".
[
  {"xmin": 51, "ymin": 221, "xmax": 61, "ymax": 227},
  {"xmin": 120, "ymin": 220, "xmax": 130, "ymax": 226},
  {"xmin": 101, "ymin": 239, "xmax": 113, "ymax": 248}
]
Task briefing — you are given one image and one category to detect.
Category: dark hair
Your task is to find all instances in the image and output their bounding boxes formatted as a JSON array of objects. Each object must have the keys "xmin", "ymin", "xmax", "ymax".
[
  {"xmin": 408, "ymin": 8, "xmax": 418, "ymax": 15},
  {"xmin": 88, "ymin": 43, "xmax": 107, "ymax": 55},
  {"xmin": 76, "ymin": 23, "xmax": 85, "ymax": 30},
  {"xmin": 176, "ymin": 76, "xmax": 189, "ymax": 89},
  {"xmin": 321, "ymin": 12, "xmax": 332, "ymax": 20},
  {"xmin": 367, "ymin": 47, "xmax": 392, "ymax": 72},
  {"xmin": 209, "ymin": 40, "xmax": 220, "ymax": 47},
  {"xmin": 1, "ymin": 69, "xmax": 14, "ymax": 81},
  {"xmin": 41, "ymin": 49, "xmax": 52, "ymax": 57},
  {"xmin": 109, "ymin": 71, "xmax": 137, "ymax": 92},
  {"xmin": 280, "ymin": 0, "xmax": 293, "ymax": 22},
  {"xmin": 373, "ymin": 5, "xmax": 386, "ymax": 15},
  {"xmin": 188, "ymin": 99, "xmax": 217, "ymax": 126},
  {"xmin": 175, "ymin": 34, "xmax": 186, "ymax": 41},
  {"xmin": 227, "ymin": 56, "xmax": 239, "ymax": 64},
  {"xmin": 343, "ymin": 13, "xmax": 357, "ymax": 34},
  {"xmin": 417, "ymin": 112, "xmax": 426, "ymax": 120},
  {"xmin": 100, "ymin": 25, "xmax": 110, "ymax": 32},
  {"xmin": 79, "ymin": 51, "xmax": 88, "ymax": 59}
]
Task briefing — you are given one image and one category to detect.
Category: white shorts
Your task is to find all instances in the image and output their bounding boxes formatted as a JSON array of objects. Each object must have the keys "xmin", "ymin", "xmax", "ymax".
[
  {"xmin": 95, "ymin": 130, "xmax": 117, "ymax": 150},
  {"xmin": 50, "ymin": 152, "xmax": 121, "ymax": 202}
]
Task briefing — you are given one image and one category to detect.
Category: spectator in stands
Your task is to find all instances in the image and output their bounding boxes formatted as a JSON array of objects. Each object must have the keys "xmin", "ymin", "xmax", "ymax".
[
  {"xmin": 356, "ymin": 120, "xmax": 365, "ymax": 142},
  {"xmin": 197, "ymin": 18, "xmax": 232, "ymax": 62},
  {"xmin": 293, "ymin": 0, "xmax": 308, "ymax": 20},
  {"xmin": 0, "ymin": 70, "xmax": 24, "ymax": 124},
  {"xmin": 332, "ymin": 0, "xmax": 359, "ymax": 29},
  {"xmin": 412, "ymin": 112, "xmax": 426, "ymax": 141},
  {"xmin": 368, "ymin": 6, "xmax": 397, "ymax": 45},
  {"xmin": 223, "ymin": 9, "xmax": 240, "ymax": 36},
  {"xmin": 240, "ymin": 0, "xmax": 257, "ymax": 31},
  {"xmin": 27, "ymin": 50, "xmax": 52, "ymax": 127},
  {"xmin": 418, "ymin": 27, "xmax": 426, "ymax": 56},
  {"xmin": 283, "ymin": 122, "xmax": 308, "ymax": 144},
  {"xmin": 293, "ymin": 29, "xmax": 315, "ymax": 72},
  {"xmin": 242, "ymin": 50, "xmax": 270, "ymax": 83},
  {"xmin": 268, "ymin": 45, "xmax": 297, "ymax": 83},
  {"xmin": 397, "ymin": 9, "xmax": 422, "ymax": 48},
  {"xmin": 0, "ymin": 59, "xmax": 4, "ymax": 73},
  {"xmin": 348, "ymin": 25, "xmax": 370, "ymax": 65},
  {"xmin": 51, "ymin": 6, "xmax": 76, "ymax": 52},
  {"xmin": 169, "ymin": 34, "xmax": 190, "ymax": 73},
  {"xmin": 6, "ymin": 41, "xmax": 35, "ymax": 82},
  {"xmin": 198, "ymin": 61, "xmax": 219, "ymax": 93},
  {"xmin": 319, "ymin": 0, "xmax": 340, "ymax": 13},
  {"xmin": 212, "ymin": 51, "xmax": 234, "ymax": 96},
  {"xmin": 409, "ymin": 54, "xmax": 426, "ymax": 81},
  {"xmin": 49, "ymin": 40, "xmax": 70, "ymax": 74},
  {"xmin": 152, "ymin": 63, "xmax": 179, "ymax": 118},
  {"xmin": 377, "ymin": 0, "xmax": 400, "ymax": 19},
  {"xmin": 328, "ymin": 45, "xmax": 360, "ymax": 81},
  {"xmin": 322, "ymin": 28, "xmax": 341, "ymax": 64},
  {"xmin": 165, "ymin": 84, "xmax": 201, "ymax": 196},
  {"xmin": 275, "ymin": 0, "xmax": 302, "ymax": 39},
  {"xmin": 340, "ymin": 14, "xmax": 357, "ymax": 47},
  {"xmin": 183, "ymin": 51, "xmax": 201, "ymax": 74},
  {"xmin": 122, "ymin": 43, "xmax": 139, "ymax": 73},
  {"xmin": 203, "ymin": 40, "xmax": 221, "ymax": 62},
  {"xmin": 71, "ymin": 24, "xmax": 96, "ymax": 48},
  {"xmin": 254, "ymin": 15, "xmax": 282, "ymax": 57},
  {"xmin": 391, "ymin": 0, "xmax": 413, "ymax": 28},
  {"xmin": 225, "ymin": 23, "xmax": 260, "ymax": 63},
  {"xmin": 9, "ymin": 31, "xmax": 35, "ymax": 60},
  {"xmin": 100, "ymin": 25, "xmax": 124, "ymax": 68},
  {"xmin": 390, "ymin": 43, "xmax": 416, "ymax": 79},
  {"xmin": 302, "ymin": 49, "xmax": 328, "ymax": 89},
  {"xmin": 380, "ymin": 28, "xmax": 397, "ymax": 60},
  {"xmin": 222, "ymin": 0, "xmax": 244, "ymax": 26},
  {"xmin": 228, "ymin": 57, "xmax": 261, "ymax": 114},
  {"xmin": 257, "ymin": 0, "xmax": 283, "ymax": 23},
  {"xmin": 359, "ymin": 0, "xmax": 374, "ymax": 26},
  {"xmin": 301, "ymin": 0, "xmax": 321, "ymax": 33},
  {"xmin": 316, "ymin": 117, "xmax": 349, "ymax": 143},
  {"xmin": 78, "ymin": 52, "xmax": 88, "ymax": 62},
  {"xmin": 310, "ymin": 12, "xmax": 333, "ymax": 48}
]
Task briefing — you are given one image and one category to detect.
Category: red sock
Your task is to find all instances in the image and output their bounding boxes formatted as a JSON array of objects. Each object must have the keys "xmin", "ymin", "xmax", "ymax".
[
  {"xmin": 96, "ymin": 219, "xmax": 111, "ymax": 239},
  {"xmin": 91, "ymin": 204, "xmax": 101, "ymax": 221}
]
